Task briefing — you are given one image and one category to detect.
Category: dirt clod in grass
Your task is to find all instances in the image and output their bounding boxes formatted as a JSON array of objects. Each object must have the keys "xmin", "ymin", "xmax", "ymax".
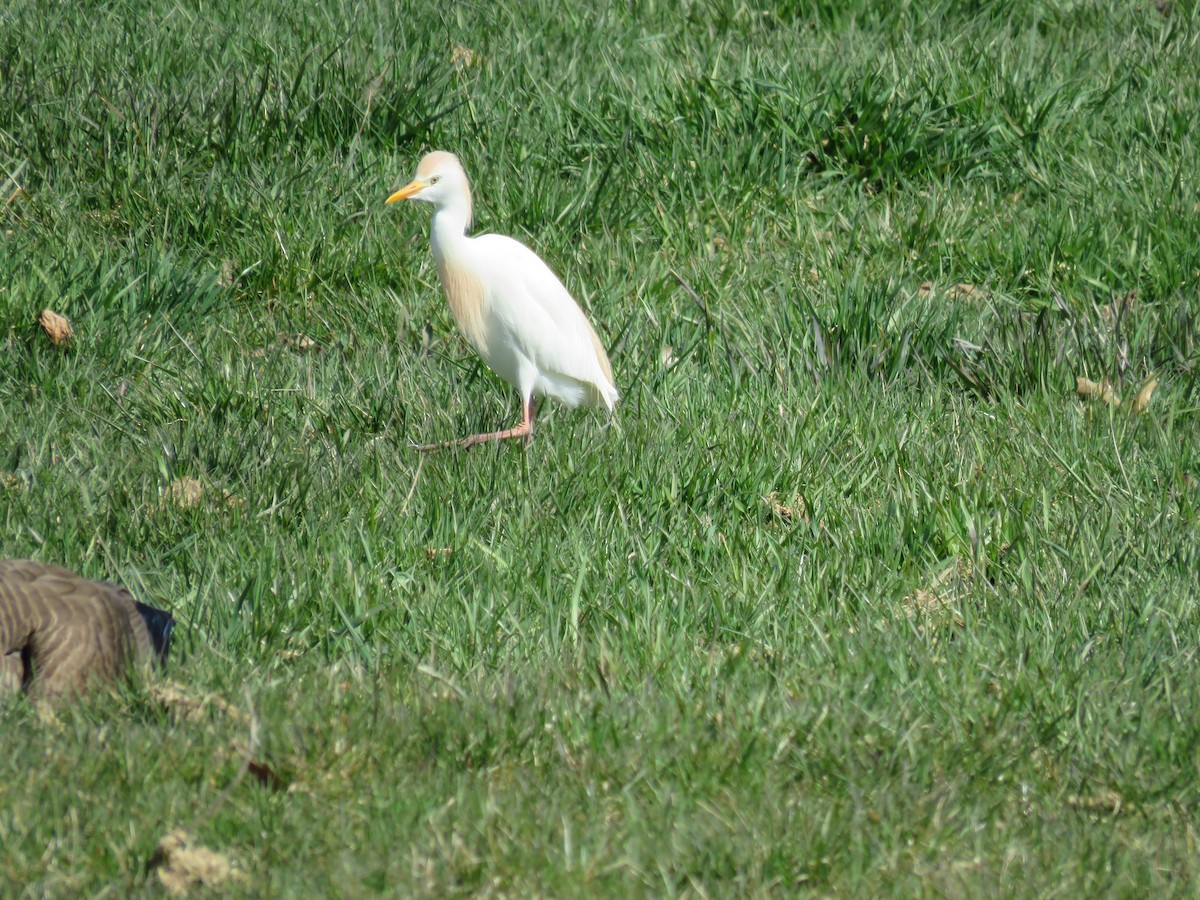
[
  {"xmin": 1076, "ymin": 376, "xmax": 1119, "ymax": 407},
  {"xmin": 1076, "ymin": 374, "xmax": 1157, "ymax": 413},
  {"xmin": 902, "ymin": 560, "xmax": 968, "ymax": 626},
  {"xmin": 250, "ymin": 333, "xmax": 319, "ymax": 357},
  {"xmin": 763, "ymin": 491, "xmax": 809, "ymax": 525},
  {"xmin": 451, "ymin": 43, "xmax": 479, "ymax": 68},
  {"xmin": 1099, "ymin": 290, "xmax": 1137, "ymax": 325},
  {"xmin": 918, "ymin": 282, "xmax": 983, "ymax": 302},
  {"xmin": 161, "ymin": 477, "xmax": 245, "ymax": 511},
  {"xmin": 149, "ymin": 680, "xmax": 250, "ymax": 725},
  {"xmin": 1067, "ymin": 789, "xmax": 1131, "ymax": 816},
  {"xmin": 164, "ymin": 477, "xmax": 204, "ymax": 509},
  {"xmin": 1130, "ymin": 376, "xmax": 1158, "ymax": 414},
  {"xmin": 148, "ymin": 681, "xmax": 289, "ymax": 789},
  {"xmin": 150, "ymin": 830, "xmax": 244, "ymax": 896},
  {"xmin": 37, "ymin": 308, "xmax": 73, "ymax": 345}
]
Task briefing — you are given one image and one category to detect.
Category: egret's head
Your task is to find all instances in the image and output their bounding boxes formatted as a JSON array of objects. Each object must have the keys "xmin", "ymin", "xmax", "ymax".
[{"xmin": 386, "ymin": 151, "xmax": 471, "ymax": 211}]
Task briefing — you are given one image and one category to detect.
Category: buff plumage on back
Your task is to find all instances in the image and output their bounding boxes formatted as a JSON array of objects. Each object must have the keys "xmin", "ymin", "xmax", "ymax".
[
  {"xmin": 588, "ymin": 322, "xmax": 615, "ymax": 397},
  {"xmin": 0, "ymin": 560, "xmax": 175, "ymax": 699}
]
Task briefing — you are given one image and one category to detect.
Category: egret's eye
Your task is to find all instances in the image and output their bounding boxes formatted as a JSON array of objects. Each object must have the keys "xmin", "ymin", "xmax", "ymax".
[{"xmin": 428, "ymin": 176, "xmax": 441, "ymax": 185}]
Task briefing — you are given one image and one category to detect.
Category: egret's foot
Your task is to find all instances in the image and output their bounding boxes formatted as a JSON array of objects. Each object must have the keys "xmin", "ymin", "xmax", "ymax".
[
  {"xmin": 410, "ymin": 421, "xmax": 533, "ymax": 452},
  {"xmin": 409, "ymin": 438, "xmax": 461, "ymax": 452}
]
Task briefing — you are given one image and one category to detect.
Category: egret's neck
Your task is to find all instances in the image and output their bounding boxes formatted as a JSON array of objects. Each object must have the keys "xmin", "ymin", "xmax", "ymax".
[{"xmin": 429, "ymin": 198, "xmax": 473, "ymax": 264}]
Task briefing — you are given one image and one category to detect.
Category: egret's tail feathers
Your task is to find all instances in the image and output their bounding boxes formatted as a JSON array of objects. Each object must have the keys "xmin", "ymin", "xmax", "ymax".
[
  {"xmin": 538, "ymin": 370, "xmax": 618, "ymax": 412},
  {"xmin": 597, "ymin": 381, "xmax": 619, "ymax": 413}
]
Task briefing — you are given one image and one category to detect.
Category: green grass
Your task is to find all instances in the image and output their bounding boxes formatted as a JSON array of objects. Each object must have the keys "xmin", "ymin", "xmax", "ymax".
[{"xmin": 2, "ymin": 0, "xmax": 1199, "ymax": 894}]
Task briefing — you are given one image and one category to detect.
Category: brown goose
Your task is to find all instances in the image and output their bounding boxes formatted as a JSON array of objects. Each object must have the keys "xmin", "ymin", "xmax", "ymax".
[{"xmin": 0, "ymin": 560, "xmax": 174, "ymax": 698}]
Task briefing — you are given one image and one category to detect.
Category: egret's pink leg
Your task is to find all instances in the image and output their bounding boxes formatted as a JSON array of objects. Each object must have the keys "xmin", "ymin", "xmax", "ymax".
[{"xmin": 412, "ymin": 400, "xmax": 536, "ymax": 452}]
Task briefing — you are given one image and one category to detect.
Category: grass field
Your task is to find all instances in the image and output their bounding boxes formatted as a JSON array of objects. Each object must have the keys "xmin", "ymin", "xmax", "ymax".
[{"xmin": 2, "ymin": 0, "xmax": 1199, "ymax": 894}]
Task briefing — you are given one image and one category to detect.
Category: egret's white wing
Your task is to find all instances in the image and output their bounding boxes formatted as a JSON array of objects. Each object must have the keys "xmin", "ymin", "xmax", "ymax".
[{"xmin": 472, "ymin": 234, "xmax": 617, "ymax": 408}]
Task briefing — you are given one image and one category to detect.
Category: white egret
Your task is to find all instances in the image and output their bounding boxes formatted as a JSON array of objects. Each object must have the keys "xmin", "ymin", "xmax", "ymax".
[{"xmin": 386, "ymin": 151, "xmax": 618, "ymax": 450}]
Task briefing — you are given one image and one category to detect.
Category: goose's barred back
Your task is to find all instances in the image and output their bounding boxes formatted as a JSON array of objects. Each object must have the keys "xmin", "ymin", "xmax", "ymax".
[{"xmin": 1, "ymin": 560, "xmax": 175, "ymax": 698}]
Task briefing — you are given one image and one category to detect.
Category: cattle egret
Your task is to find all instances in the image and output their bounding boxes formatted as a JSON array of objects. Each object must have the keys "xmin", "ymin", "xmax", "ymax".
[{"xmin": 386, "ymin": 151, "xmax": 618, "ymax": 450}]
